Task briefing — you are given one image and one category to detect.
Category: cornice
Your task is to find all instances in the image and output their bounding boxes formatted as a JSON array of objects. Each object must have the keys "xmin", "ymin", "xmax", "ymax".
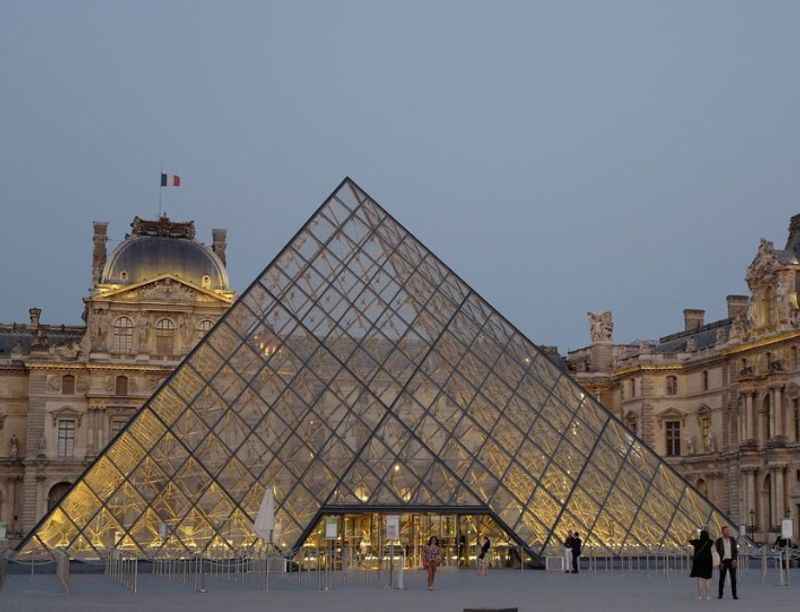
[
  {"xmin": 27, "ymin": 362, "xmax": 172, "ymax": 373},
  {"xmin": 722, "ymin": 330, "xmax": 800, "ymax": 356},
  {"xmin": 91, "ymin": 273, "xmax": 234, "ymax": 303}
]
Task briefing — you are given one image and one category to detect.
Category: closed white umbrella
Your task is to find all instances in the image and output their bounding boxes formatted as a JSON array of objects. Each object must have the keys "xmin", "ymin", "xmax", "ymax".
[{"xmin": 254, "ymin": 486, "xmax": 275, "ymax": 543}]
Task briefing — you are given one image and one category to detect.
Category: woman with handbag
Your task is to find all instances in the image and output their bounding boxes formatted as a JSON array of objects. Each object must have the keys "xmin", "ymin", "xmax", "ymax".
[
  {"xmin": 689, "ymin": 529, "xmax": 714, "ymax": 600},
  {"xmin": 422, "ymin": 536, "xmax": 442, "ymax": 591}
]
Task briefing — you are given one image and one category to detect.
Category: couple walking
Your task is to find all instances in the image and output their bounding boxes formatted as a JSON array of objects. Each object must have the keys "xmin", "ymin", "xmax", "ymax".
[{"xmin": 689, "ymin": 526, "xmax": 739, "ymax": 600}]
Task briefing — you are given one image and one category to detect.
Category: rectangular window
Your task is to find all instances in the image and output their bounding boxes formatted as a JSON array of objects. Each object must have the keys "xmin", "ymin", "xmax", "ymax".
[
  {"xmin": 156, "ymin": 335, "xmax": 174, "ymax": 357},
  {"xmin": 700, "ymin": 416, "xmax": 711, "ymax": 451},
  {"xmin": 57, "ymin": 418, "xmax": 76, "ymax": 457},
  {"xmin": 109, "ymin": 418, "xmax": 127, "ymax": 442},
  {"xmin": 665, "ymin": 421, "xmax": 681, "ymax": 457},
  {"xmin": 794, "ymin": 399, "xmax": 799, "ymax": 443}
]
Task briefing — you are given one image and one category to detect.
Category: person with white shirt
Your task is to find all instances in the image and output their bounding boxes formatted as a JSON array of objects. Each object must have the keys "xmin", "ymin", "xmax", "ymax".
[{"xmin": 715, "ymin": 526, "xmax": 738, "ymax": 600}]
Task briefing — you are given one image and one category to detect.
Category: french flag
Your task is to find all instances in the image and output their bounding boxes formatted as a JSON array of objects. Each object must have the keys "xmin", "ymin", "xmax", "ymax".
[{"xmin": 161, "ymin": 173, "xmax": 181, "ymax": 187}]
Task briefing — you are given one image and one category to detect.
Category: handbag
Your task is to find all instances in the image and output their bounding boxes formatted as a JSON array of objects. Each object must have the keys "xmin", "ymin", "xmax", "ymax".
[{"xmin": 711, "ymin": 547, "xmax": 721, "ymax": 568}]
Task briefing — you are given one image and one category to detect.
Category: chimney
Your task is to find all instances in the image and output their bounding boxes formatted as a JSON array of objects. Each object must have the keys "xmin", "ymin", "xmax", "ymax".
[
  {"xmin": 212, "ymin": 228, "xmax": 227, "ymax": 266},
  {"xmin": 29, "ymin": 307, "xmax": 42, "ymax": 330},
  {"xmin": 726, "ymin": 295, "xmax": 749, "ymax": 320},
  {"xmin": 683, "ymin": 308, "xmax": 705, "ymax": 331},
  {"xmin": 92, "ymin": 222, "xmax": 109, "ymax": 285}
]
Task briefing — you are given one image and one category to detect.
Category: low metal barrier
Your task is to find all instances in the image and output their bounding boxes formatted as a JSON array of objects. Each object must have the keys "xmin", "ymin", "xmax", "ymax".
[{"xmin": 105, "ymin": 551, "xmax": 137, "ymax": 593}]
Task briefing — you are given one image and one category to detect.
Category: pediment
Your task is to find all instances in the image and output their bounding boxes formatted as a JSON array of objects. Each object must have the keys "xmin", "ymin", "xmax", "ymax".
[
  {"xmin": 657, "ymin": 407, "xmax": 685, "ymax": 426},
  {"xmin": 50, "ymin": 406, "xmax": 83, "ymax": 427},
  {"xmin": 96, "ymin": 274, "xmax": 232, "ymax": 304}
]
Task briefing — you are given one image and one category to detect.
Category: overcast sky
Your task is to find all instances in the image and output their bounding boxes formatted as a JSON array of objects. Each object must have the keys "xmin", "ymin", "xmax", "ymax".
[{"xmin": 1, "ymin": 1, "xmax": 799, "ymax": 352}]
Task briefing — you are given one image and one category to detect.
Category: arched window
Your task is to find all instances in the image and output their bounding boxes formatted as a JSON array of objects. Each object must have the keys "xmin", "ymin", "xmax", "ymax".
[
  {"xmin": 61, "ymin": 374, "xmax": 75, "ymax": 395},
  {"xmin": 155, "ymin": 318, "xmax": 176, "ymax": 356},
  {"xmin": 666, "ymin": 376, "xmax": 678, "ymax": 396},
  {"xmin": 115, "ymin": 375, "xmax": 128, "ymax": 396},
  {"xmin": 47, "ymin": 482, "xmax": 72, "ymax": 511},
  {"xmin": 112, "ymin": 316, "xmax": 134, "ymax": 353}
]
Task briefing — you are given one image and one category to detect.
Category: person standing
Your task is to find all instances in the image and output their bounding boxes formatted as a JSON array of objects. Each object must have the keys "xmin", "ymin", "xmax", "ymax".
[
  {"xmin": 689, "ymin": 529, "xmax": 714, "ymax": 600},
  {"xmin": 563, "ymin": 533, "xmax": 574, "ymax": 573},
  {"xmin": 570, "ymin": 532, "xmax": 582, "ymax": 574},
  {"xmin": 477, "ymin": 536, "xmax": 491, "ymax": 576},
  {"xmin": 423, "ymin": 536, "xmax": 442, "ymax": 591},
  {"xmin": 715, "ymin": 526, "xmax": 738, "ymax": 600}
]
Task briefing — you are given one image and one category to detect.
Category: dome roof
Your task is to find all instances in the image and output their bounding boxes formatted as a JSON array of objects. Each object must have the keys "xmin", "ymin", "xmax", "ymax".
[{"xmin": 101, "ymin": 216, "xmax": 230, "ymax": 291}]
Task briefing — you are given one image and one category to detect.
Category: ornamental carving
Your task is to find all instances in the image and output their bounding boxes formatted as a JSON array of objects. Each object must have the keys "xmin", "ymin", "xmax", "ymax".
[
  {"xmin": 587, "ymin": 311, "xmax": 613, "ymax": 343},
  {"xmin": 746, "ymin": 239, "xmax": 780, "ymax": 288}
]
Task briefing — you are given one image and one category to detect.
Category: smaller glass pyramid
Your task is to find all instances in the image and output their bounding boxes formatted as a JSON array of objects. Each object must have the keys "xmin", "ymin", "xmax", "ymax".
[{"xmin": 17, "ymin": 178, "xmax": 737, "ymax": 560}]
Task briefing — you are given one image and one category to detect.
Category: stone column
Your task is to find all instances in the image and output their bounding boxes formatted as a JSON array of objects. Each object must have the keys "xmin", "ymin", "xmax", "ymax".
[
  {"xmin": 747, "ymin": 470, "xmax": 757, "ymax": 531},
  {"xmin": 746, "ymin": 393, "xmax": 755, "ymax": 440},
  {"xmin": 775, "ymin": 386, "xmax": 785, "ymax": 438},
  {"xmin": 773, "ymin": 466, "xmax": 785, "ymax": 528},
  {"xmin": 738, "ymin": 396, "xmax": 745, "ymax": 443},
  {"xmin": 36, "ymin": 475, "xmax": 47, "ymax": 520}
]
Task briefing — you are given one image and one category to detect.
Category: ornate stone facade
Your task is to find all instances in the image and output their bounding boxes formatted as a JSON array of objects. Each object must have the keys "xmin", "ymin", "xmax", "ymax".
[
  {"xmin": 568, "ymin": 214, "xmax": 800, "ymax": 543},
  {"xmin": 0, "ymin": 216, "xmax": 234, "ymax": 546}
]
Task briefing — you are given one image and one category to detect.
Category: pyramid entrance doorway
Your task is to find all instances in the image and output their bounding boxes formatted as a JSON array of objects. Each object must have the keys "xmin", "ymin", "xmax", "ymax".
[{"xmin": 300, "ymin": 507, "xmax": 522, "ymax": 570}]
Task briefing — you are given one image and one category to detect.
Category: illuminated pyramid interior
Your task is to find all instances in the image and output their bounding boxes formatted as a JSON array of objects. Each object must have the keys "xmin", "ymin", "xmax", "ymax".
[{"xmin": 18, "ymin": 178, "xmax": 737, "ymax": 560}]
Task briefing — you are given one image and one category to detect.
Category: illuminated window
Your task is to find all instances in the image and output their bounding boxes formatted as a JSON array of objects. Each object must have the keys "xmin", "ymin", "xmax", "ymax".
[
  {"xmin": 62, "ymin": 375, "xmax": 75, "ymax": 395},
  {"xmin": 112, "ymin": 316, "xmax": 134, "ymax": 353},
  {"xmin": 155, "ymin": 318, "xmax": 176, "ymax": 356},
  {"xmin": 115, "ymin": 375, "xmax": 128, "ymax": 396},
  {"xmin": 665, "ymin": 421, "xmax": 681, "ymax": 457},
  {"xmin": 57, "ymin": 418, "xmax": 76, "ymax": 457},
  {"xmin": 666, "ymin": 376, "xmax": 678, "ymax": 396}
]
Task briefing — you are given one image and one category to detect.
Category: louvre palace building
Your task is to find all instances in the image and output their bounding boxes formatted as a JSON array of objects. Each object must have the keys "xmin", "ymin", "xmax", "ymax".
[
  {"xmin": 569, "ymin": 215, "xmax": 800, "ymax": 545},
  {"xmin": 0, "ymin": 181, "xmax": 796, "ymax": 563},
  {"xmin": 0, "ymin": 216, "xmax": 234, "ymax": 546}
]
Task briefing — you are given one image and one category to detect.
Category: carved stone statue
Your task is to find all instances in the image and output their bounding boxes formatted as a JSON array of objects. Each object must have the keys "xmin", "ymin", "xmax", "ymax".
[
  {"xmin": 8, "ymin": 433, "xmax": 19, "ymax": 458},
  {"xmin": 587, "ymin": 311, "xmax": 613, "ymax": 343},
  {"xmin": 687, "ymin": 435, "xmax": 696, "ymax": 456},
  {"xmin": 708, "ymin": 431, "xmax": 717, "ymax": 453},
  {"xmin": 685, "ymin": 337, "xmax": 697, "ymax": 352}
]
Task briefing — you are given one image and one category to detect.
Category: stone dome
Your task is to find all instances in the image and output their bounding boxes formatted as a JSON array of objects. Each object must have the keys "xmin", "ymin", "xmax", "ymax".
[{"xmin": 100, "ymin": 216, "xmax": 230, "ymax": 291}]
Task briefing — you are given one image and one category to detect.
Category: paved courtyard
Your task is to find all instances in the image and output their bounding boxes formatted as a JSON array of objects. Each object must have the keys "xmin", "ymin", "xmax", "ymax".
[{"xmin": 3, "ymin": 566, "xmax": 799, "ymax": 612}]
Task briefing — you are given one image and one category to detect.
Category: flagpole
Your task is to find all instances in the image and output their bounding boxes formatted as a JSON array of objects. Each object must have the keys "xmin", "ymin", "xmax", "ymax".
[{"xmin": 159, "ymin": 161, "xmax": 164, "ymax": 217}]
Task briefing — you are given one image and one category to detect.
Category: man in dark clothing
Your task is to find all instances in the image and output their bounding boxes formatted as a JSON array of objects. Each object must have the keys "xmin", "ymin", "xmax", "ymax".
[
  {"xmin": 715, "ymin": 526, "xmax": 738, "ymax": 599},
  {"xmin": 570, "ymin": 532, "xmax": 582, "ymax": 574}
]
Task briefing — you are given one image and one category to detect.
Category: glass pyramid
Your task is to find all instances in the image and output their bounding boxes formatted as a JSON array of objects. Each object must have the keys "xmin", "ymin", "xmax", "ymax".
[{"xmin": 17, "ymin": 178, "xmax": 736, "ymax": 561}]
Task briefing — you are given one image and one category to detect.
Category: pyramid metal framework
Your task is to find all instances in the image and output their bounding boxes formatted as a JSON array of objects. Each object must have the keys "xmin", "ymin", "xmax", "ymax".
[{"xmin": 18, "ymin": 178, "xmax": 736, "ymax": 561}]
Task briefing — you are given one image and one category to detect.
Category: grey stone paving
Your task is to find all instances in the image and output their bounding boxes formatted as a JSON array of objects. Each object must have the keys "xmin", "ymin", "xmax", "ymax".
[{"xmin": 2, "ymin": 567, "xmax": 798, "ymax": 612}]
